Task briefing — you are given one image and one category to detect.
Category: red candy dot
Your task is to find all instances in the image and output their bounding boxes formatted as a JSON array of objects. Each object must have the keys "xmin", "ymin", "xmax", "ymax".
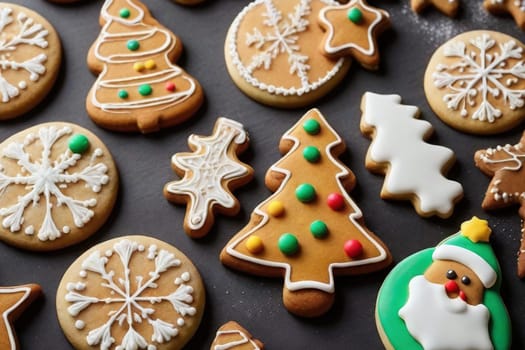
[
  {"xmin": 165, "ymin": 82, "xmax": 176, "ymax": 92},
  {"xmin": 445, "ymin": 280, "xmax": 459, "ymax": 294},
  {"xmin": 344, "ymin": 239, "xmax": 363, "ymax": 258},
  {"xmin": 327, "ymin": 193, "xmax": 345, "ymax": 211}
]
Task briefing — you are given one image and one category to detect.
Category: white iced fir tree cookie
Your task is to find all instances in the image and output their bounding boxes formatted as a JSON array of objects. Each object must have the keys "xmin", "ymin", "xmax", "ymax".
[{"xmin": 0, "ymin": 122, "xmax": 118, "ymax": 251}]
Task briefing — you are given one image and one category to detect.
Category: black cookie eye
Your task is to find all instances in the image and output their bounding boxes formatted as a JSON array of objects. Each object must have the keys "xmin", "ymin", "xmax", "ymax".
[
  {"xmin": 461, "ymin": 276, "xmax": 471, "ymax": 285},
  {"xmin": 446, "ymin": 270, "xmax": 457, "ymax": 280}
]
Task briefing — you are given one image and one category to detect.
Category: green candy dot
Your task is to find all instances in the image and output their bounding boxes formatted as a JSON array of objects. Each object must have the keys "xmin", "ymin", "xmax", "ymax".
[
  {"xmin": 120, "ymin": 8, "xmax": 131, "ymax": 18},
  {"xmin": 127, "ymin": 39, "xmax": 140, "ymax": 51},
  {"xmin": 296, "ymin": 183, "xmax": 316, "ymax": 203},
  {"xmin": 138, "ymin": 84, "xmax": 153, "ymax": 96},
  {"xmin": 347, "ymin": 7, "xmax": 363, "ymax": 24},
  {"xmin": 303, "ymin": 146, "xmax": 320, "ymax": 163},
  {"xmin": 278, "ymin": 233, "xmax": 299, "ymax": 255},
  {"xmin": 118, "ymin": 89, "xmax": 128, "ymax": 99},
  {"xmin": 303, "ymin": 119, "xmax": 320, "ymax": 135},
  {"xmin": 68, "ymin": 134, "xmax": 90, "ymax": 154},
  {"xmin": 310, "ymin": 220, "xmax": 328, "ymax": 239}
]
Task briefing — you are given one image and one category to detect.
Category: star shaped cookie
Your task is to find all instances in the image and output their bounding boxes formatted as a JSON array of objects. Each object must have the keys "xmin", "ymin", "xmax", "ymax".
[
  {"xmin": 484, "ymin": 0, "xmax": 525, "ymax": 30},
  {"xmin": 411, "ymin": 0, "xmax": 460, "ymax": 17},
  {"xmin": 0, "ymin": 284, "xmax": 41, "ymax": 350},
  {"xmin": 318, "ymin": 0, "xmax": 390, "ymax": 70}
]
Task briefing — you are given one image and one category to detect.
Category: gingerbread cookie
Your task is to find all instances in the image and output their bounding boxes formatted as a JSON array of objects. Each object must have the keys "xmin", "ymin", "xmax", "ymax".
[
  {"xmin": 360, "ymin": 92, "xmax": 463, "ymax": 218},
  {"xmin": 86, "ymin": 0, "xmax": 204, "ymax": 133},
  {"xmin": 318, "ymin": 0, "xmax": 390, "ymax": 69},
  {"xmin": 220, "ymin": 109, "xmax": 392, "ymax": 318},
  {"xmin": 224, "ymin": 0, "xmax": 351, "ymax": 108},
  {"xmin": 424, "ymin": 30, "xmax": 525, "ymax": 134},
  {"xmin": 174, "ymin": 0, "xmax": 206, "ymax": 5},
  {"xmin": 475, "ymin": 132, "xmax": 525, "ymax": 278},
  {"xmin": 0, "ymin": 3, "xmax": 61, "ymax": 120},
  {"xmin": 376, "ymin": 217, "xmax": 511, "ymax": 350},
  {"xmin": 411, "ymin": 0, "xmax": 460, "ymax": 16},
  {"xmin": 0, "ymin": 284, "xmax": 41, "ymax": 350},
  {"xmin": 0, "ymin": 122, "xmax": 118, "ymax": 251},
  {"xmin": 56, "ymin": 235, "xmax": 205, "ymax": 350},
  {"xmin": 164, "ymin": 118, "xmax": 254, "ymax": 238},
  {"xmin": 211, "ymin": 321, "xmax": 263, "ymax": 350},
  {"xmin": 484, "ymin": 0, "xmax": 525, "ymax": 30}
]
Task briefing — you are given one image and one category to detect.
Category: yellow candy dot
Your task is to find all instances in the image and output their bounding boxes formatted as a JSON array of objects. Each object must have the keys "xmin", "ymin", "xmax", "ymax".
[
  {"xmin": 145, "ymin": 59, "xmax": 156, "ymax": 69},
  {"xmin": 133, "ymin": 62, "xmax": 145, "ymax": 72},
  {"xmin": 246, "ymin": 236, "xmax": 264, "ymax": 254},
  {"xmin": 268, "ymin": 201, "xmax": 285, "ymax": 217}
]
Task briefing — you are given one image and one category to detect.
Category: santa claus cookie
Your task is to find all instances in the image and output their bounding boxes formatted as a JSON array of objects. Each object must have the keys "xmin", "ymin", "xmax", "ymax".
[
  {"xmin": 210, "ymin": 321, "xmax": 263, "ymax": 350},
  {"xmin": 475, "ymin": 132, "xmax": 525, "ymax": 278},
  {"xmin": 224, "ymin": 0, "xmax": 352, "ymax": 108},
  {"xmin": 0, "ymin": 122, "xmax": 118, "ymax": 251},
  {"xmin": 376, "ymin": 217, "xmax": 511, "ymax": 350},
  {"xmin": 221, "ymin": 109, "xmax": 392, "ymax": 317},
  {"xmin": 484, "ymin": 0, "xmax": 525, "ymax": 30},
  {"xmin": 424, "ymin": 30, "xmax": 525, "ymax": 134},
  {"xmin": 410, "ymin": 0, "xmax": 460, "ymax": 16},
  {"xmin": 164, "ymin": 118, "xmax": 254, "ymax": 238},
  {"xmin": 0, "ymin": 3, "xmax": 61, "ymax": 120},
  {"xmin": 86, "ymin": 0, "xmax": 204, "ymax": 133},
  {"xmin": 56, "ymin": 235, "xmax": 205, "ymax": 350}
]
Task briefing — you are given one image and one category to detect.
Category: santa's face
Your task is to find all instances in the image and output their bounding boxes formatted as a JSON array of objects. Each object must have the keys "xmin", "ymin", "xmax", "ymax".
[
  {"xmin": 424, "ymin": 260, "xmax": 484, "ymax": 305},
  {"xmin": 399, "ymin": 275, "xmax": 492, "ymax": 350}
]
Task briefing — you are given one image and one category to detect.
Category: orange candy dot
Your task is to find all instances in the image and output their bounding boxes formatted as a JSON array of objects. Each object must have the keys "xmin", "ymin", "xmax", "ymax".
[{"xmin": 246, "ymin": 236, "xmax": 264, "ymax": 254}]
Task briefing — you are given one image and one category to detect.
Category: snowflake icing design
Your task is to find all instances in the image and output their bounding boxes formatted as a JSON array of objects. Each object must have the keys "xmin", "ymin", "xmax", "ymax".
[
  {"xmin": 433, "ymin": 33, "xmax": 525, "ymax": 123},
  {"xmin": 65, "ymin": 239, "xmax": 196, "ymax": 350},
  {"xmin": 245, "ymin": 0, "xmax": 311, "ymax": 86},
  {"xmin": 0, "ymin": 7, "xmax": 49, "ymax": 103},
  {"xmin": 0, "ymin": 126, "xmax": 109, "ymax": 241},
  {"xmin": 165, "ymin": 119, "xmax": 249, "ymax": 230}
]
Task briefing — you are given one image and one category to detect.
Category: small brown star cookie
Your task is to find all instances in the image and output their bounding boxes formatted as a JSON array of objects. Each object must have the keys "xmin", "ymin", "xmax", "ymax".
[
  {"xmin": 318, "ymin": 0, "xmax": 390, "ymax": 70},
  {"xmin": 484, "ymin": 0, "xmax": 525, "ymax": 30},
  {"xmin": 411, "ymin": 0, "xmax": 460, "ymax": 17}
]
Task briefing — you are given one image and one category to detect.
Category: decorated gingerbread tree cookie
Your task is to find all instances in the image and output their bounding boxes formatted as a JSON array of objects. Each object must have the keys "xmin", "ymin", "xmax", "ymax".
[
  {"xmin": 360, "ymin": 92, "xmax": 463, "ymax": 218},
  {"xmin": 86, "ymin": 0, "xmax": 203, "ymax": 133},
  {"xmin": 210, "ymin": 321, "xmax": 263, "ymax": 350},
  {"xmin": 220, "ymin": 109, "xmax": 392, "ymax": 318},
  {"xmin": 376, "ymin": 217, "xmax": 511, "ymax": 350},
  {"xmin": 475, "ymin": 132, "xmax": 525, "ymax": 278}
]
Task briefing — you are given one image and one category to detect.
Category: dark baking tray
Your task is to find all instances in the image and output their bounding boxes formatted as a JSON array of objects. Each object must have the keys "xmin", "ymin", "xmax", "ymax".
[{"xmin": 3, "ymin": 0, "xmax": 525, "ymax": 348}]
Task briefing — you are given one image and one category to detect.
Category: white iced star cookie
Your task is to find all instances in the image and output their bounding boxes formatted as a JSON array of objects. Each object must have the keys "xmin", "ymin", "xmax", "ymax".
[
  {"xmin": 0, "ymin": 122, "xmax": 118, "ymax": 251},
  {"xmin": 56, "ymin": 235, "xmax": 205, "ymax": 350},
  {"xmin": 424, "ymin": 30, "xmax": 525, "ymax": 134},
  {"xmin": 0, "ymin": 3, "xmax": 61, "ymax": 120}
]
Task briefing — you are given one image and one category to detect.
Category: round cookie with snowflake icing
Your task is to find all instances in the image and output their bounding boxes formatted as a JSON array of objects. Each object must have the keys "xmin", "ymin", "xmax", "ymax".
[
  {"xmin": 424, "ymin": 30, "xmax": 525, "ymax": 135},
  {"xmin": 0, "ymin": 122, "xmax": 118, "ymax": 251},
  {"xmin": 224, "ymin": 0, "xmax": 351, "ymax": 108},
  {"xmin": 56, "ymin": 235, "xmax": 205, "ymax": 350},
  {"xmin": 0, "ymin": 3, "xmax": 61, "ymax": 120}
]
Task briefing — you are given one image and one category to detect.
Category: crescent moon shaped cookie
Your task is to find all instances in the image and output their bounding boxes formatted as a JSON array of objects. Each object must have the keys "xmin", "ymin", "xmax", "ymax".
[
  {"xmin": 317, "ymin": 0, "xmax": 390, "ymax": 69},
  {"xmin": 86, "ymin": 0, "xmax": 204, "ymax": 133},
  {"xmin": 484, "ymin": 0, "xmax": 525, "ymax": 30},
  {"xmin": 211, "ymin": 321, "xmax": 264, "ymax": 350},
  {"xmin": 220, "ymin": 109, "xmax": 392, "ymax": 317},
  {"xmin": 164, "ymin": 118, "xmax": 254, "ymax": 238},
  {"xmin": 0, "ymin": 284, "xmax": 41, "ymax": 350},
  {"xmin": 424, "ymin": 30, "xmax": 525, "ymax": 134},
  {"xmin": 0, "ymin": 122, "xmax": 118, "ymax": 251},
  {"xmin": 224, "ymin": 0, "xmax": 351, "ymax": 108},
  {"xmin": 56, "ymin": 235, "xmax": 205, "ymax": 350},
  {"xmin": 376, "ymin": 217, "xmax": 511, "ymax": 350},
  {"xmin": 0, "ymin": 3, "xmax": 61, "ymax": 120},
  {"xmin": 411, "ymin": 0, "xmax": 460, "ymax": 16}
]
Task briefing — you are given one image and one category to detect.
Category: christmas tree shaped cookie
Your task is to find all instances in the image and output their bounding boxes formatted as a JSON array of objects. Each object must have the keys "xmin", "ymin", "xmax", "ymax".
[
  {"xmin": 475, "ymin": 132, "xmax": 525, "ymax": 277},
  {"xmin": 411, "ymin": 0, "xmax": 460, "ymax": 16},
  {"xmin": 220, "ymin": 109, "xmax": 392, "ymax": 317},
  {"xmin": 86, "ymin": 0, "xmax": 203, "ymax": 133},
  {"xmin": 360, "ymin": 92, "xmax": 463, "ymax": 218},
  {"xmin": 164, "ymin": 118, "xmax": 254, "ymax": 238},
  {"xmin": 376, "ymin": 217, "xmax": 511, "ymax": 350},
  {"xmin": 210, "ymin": 321, "xmax": 263, "ymax": 350}
]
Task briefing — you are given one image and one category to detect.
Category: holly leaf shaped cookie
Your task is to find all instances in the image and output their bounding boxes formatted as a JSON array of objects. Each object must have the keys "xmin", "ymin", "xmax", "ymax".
[
  {"xmin": 318, "ymin": 0, "xmax": 390, "ymax": 69},
  {"xmin": 411, "ymin": 0, "xmax": 460, "ymax": 17}
]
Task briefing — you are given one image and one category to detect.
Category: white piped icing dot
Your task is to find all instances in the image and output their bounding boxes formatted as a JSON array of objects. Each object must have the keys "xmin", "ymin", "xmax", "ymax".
[
  {"xmin": 177, "ymin": 318, "xmax": 185, "ymax": 327},
  {"xmin": 18, "ymin": 81, "xmax": 27, "ymax": 89},
  {"xmin": 105, "ymin": 249, "xmax": 113, "ymax": 257},
  {"xmin": 75, "ymin": 320, "xmax": 85, "ymax": 330},
  {"xmin": 62, "ymin": 226, "xmax": 70, "ymax": 234},
  {"xmin": 181, "ymin": 272, "xmax": 190, "ymax": 282},
  {"xmin": 79, "ymin": 270, "xmax": 87, "ymax": 278},
  {"xmin": 24, "ymin": 225, "xmax": 34, "ymax": 235},
  {"xmin": 147, "ymin": 244, "xmax": 157, "ymax": 260},
  {"xmin": 138, "ymin": 244, "xmax": 145, "ymax": 252}
]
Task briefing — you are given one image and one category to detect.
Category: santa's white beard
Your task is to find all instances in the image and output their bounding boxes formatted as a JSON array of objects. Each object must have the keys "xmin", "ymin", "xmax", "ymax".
[{"xmin": 398, "ymin": 275, "xmax": 493, "ymax": 350}]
